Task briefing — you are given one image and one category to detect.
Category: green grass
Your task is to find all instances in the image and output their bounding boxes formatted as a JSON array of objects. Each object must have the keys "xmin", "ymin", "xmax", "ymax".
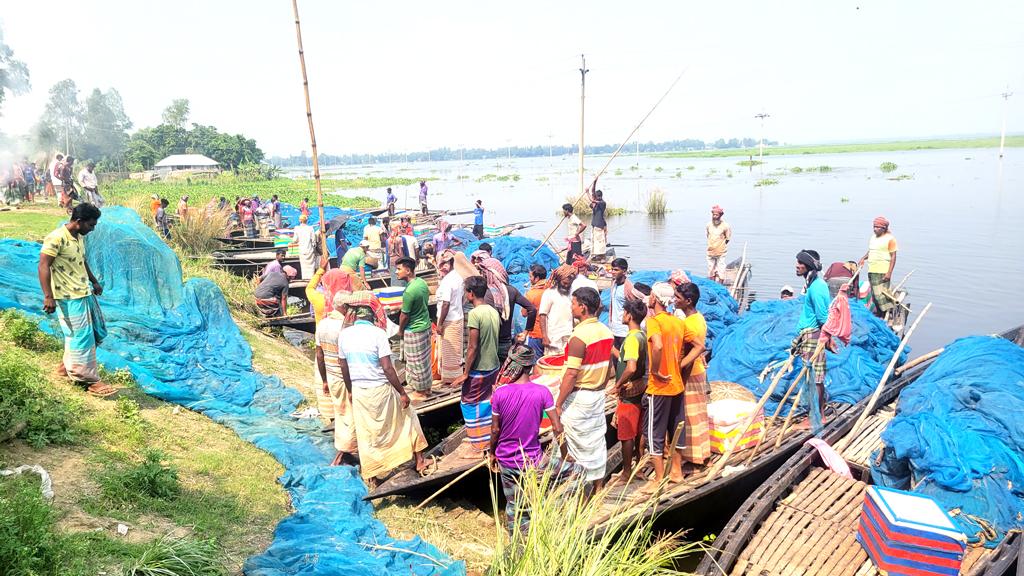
[
  {"xmin": 123, "ymin": 535, "xmax": 224, "ymax": 576},
  {"xmin": 790, "ymin": 166, "xmax": 804, "ymax": 174},
  {"xmin": 645, "ymin": 188, "xmax": 668, "ymax": 215},
  {"xmin": 654, "ymin": 135, "xmax": 1024, "ymax": 158},
  {"xmin": 0, "ymin": 204, "xmax": 66, "ymax": 241},
  {"xmin": 0, "ymin": 341, "xmax": 82, "ymax": 447}
]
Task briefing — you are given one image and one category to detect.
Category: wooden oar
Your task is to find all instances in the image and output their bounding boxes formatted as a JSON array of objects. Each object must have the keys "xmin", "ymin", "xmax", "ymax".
[
  {"xmin": 413, "ymin": 459, "xmax": 489, "ymax": 512},
  {"xmin": 834, "ymin": 302, "xmax": 932, "ymax": 453}
]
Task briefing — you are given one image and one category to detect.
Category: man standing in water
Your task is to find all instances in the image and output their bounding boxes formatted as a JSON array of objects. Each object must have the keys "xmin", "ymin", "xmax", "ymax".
[
  {"xmin": 706, "ymin": 205, "xmax": 731, "ymax": 282},
  {"xmin": 792, "ymin": 249, "xmax": 830, "ymax": 433},
  {"xmin": 39, "ymin": 203, "xmax": 116, "ymax": 397},
  {"xmin": 858, "ymin": 216, "xmax": 898, "ymax": 319}
]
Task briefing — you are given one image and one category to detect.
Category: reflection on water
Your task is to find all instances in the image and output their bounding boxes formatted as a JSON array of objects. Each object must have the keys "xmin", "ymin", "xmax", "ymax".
[{"xmin": 300, "ymin": 148, "xmax": 1024, "ymax": 353}]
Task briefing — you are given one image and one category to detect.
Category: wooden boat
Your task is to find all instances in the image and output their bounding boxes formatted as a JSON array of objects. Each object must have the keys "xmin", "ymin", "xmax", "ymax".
[
  {"xmin": 719, "ymin": 257, "xmax": 754, "ymax": 313},
  {"xmin": 696, "ymin": 325, "xmax": 1024, "ymax": 576}
]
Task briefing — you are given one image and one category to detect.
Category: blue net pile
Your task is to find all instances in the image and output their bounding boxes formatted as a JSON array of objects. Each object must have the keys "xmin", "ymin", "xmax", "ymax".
[
  {"xmin": 872, "ymin": 335, "xmax": 1024, "ymax": 547},
  {"xmin": 460, "ymin": 236, "xmax": 561, "ymax": 276},
  {"xmin": 705, "ymin": 298, "xmax": 906, "ymax": 415},
  {"xmin": 0, "ymin": 207, "xmax": 461, "ymax": 576}
]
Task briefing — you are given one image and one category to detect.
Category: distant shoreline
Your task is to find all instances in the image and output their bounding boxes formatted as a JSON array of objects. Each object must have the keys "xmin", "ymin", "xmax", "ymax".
[{"xmin": 652, "ymin": 135, "xmax": 1024, "ymax": 158}]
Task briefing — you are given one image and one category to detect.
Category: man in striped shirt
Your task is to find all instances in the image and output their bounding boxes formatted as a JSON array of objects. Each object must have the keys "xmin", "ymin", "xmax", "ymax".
[{"xmin": 555, "ymin": 287, "xmax": 614, "ymax": 490}]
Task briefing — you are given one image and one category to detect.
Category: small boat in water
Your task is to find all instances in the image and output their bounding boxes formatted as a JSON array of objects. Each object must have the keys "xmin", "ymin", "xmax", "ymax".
[{"xmin": 696, "ymin": 325, "xmax": 1024, "ymax": 576}]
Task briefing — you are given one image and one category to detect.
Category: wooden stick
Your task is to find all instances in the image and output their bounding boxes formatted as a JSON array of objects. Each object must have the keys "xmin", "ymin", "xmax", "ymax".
[
  {"xmin": 747, "ymin": 365, "xmax": 809, "ymax": 465},
  {"xmin": 531, "ymin": 69, "xmax": 687, "ymax": 256},
  {"xmin": 890, "ymin": 269, "xmax": 915, "ymax": 295},
  {"xmin": 774, "ymin": 386, "xmax": 805, "ymax": 449},
  {"xmin": 894, "ymin": 347, "xmax": 943, "ymax": 376},
  {"xmin": 413, "ymin": 459, "xmax": 488, "ymax": 511},
  {"xmin": 730, "ymin": 242, "xmax": 748, "ymax": 299},
  {"xmin": 290, "ymin": 0, "xmax": 327, "ymax": 250},
  {"xmin": 835, "ymin": 302, "xmax": 932, "ymax": 452}
]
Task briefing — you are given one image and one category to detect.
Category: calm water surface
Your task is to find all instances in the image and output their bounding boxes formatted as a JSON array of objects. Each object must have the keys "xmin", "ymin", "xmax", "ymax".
[{"xmin": 302, "ymin": 148, "xmax": 1024, "ymax": 353}]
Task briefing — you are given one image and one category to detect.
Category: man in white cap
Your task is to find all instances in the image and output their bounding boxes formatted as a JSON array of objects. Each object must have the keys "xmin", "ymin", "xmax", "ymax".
[
  {"xmin": 780, "ymin": 285, "xmax": 796, "ymax": 300},
  {"xmin": 340, "ymin": 240, "xmax": 369, "ymax": 289}
]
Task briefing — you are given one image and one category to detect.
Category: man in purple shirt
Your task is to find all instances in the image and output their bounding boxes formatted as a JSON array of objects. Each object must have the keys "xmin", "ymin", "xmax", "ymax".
[{"xmin": 489, "ymin": 344, "xmax": 562, "ymax": 533}]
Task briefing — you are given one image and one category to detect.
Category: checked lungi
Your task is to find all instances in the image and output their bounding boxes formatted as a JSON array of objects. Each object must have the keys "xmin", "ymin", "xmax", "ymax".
[
  {"xmin": 439, "ymin": 319, "xmax": 464, "ymax": 383},
  {"xmin": 56, "ymin": 295, "xmax": 107, "ymax": 384},
  {"xmin": 868, "ymin": 272, "xmax": 894, "ymax": 314},
  {"xmin": 793, "ymin": 327, "xmax": 827, "ymax": 433},
  {"xmin": 402, "ymin": 329, "xmax": 433, "ymax": 392},
  {"xmin": 461, "ymin": 367, "xmax": 498, "ymax": 451},
  {"xmin": 679, "ymin": 373, "xmax": 712, "ymax": 464}
]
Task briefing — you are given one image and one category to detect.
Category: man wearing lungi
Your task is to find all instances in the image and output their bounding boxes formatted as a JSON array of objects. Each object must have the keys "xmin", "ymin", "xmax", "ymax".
[
  {"xmin": 452, "ymin": 275, "xmax": 501, "ymax": 456},
  {"xmin": 397, "ymin": 257, "xmax": 433, "ymax": 401}
]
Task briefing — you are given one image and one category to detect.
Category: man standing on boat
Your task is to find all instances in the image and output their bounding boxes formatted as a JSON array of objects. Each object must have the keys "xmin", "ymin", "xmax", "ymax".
[
  {"xmin": 396, "ymin": 258, "xmax": 433, "ymax": 402},
  {"xmin": 858, "ymin": 216, "xmax": 898, "ymax": 319},
  {"xmin": 362, "ymin": 217, "xmax": 384, "ymax": 270},
  {"xmin": 608, "ymin": 298, "xmax": 648, "ymax": 486},
  {"xmin": 588, "ymin": 187, "xmax": 608, "ymax": 257},
  {"xmin": 792, "ymin": 249, "xmax": 830, "ymax": 433},
  {"xmin": 641, "ymin": 282, "xmax": 689, "ymax": 492},
  {"xmin": 453, "ymin": 275, "xmax": 501, "ymax": 456},
  {"xmin": 706, "ymin": 205, "xmax": 731, "ymax": 282},
  {"xmin": 538, "ymin": 265, "xmax": 577, "ymax": 356},
  {"xmin": 434, "ymin": 250, "xmax": 465, "ymax": 386},
  {"xmin": 419, "ymin": 180, "xmax": 429, "ymax": 215},
  {"xmin": 472, "ymin": 199, "xmax": 485, "ymax": 240},
  {"xmin": 562, "ymin": 203, "xmax": 586, "ymax": 264},
  {"xmin": 674, "ymin": 282, "xmax": 711, "ymax": 468},
  {"xmin": 554, "ymin": 287, "xmax": 613, "ymax": 491},
  {"xmin": 292, "ymin": 213, "xmax": 320, "ymax": 280}
]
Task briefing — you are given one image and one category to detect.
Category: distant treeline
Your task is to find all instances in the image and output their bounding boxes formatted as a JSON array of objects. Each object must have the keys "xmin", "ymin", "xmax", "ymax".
[{"xmin": 268, "ymin": 137, "xmax": 777, "ymax": 167}]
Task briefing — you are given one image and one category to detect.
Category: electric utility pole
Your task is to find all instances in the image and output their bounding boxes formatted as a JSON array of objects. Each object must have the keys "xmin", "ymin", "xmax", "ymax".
[
  {"xmin": 579, "ymin": 54, "xmax": 589, "ymax": 197},
  {"xmin": 755, "ymin": 111, "xmax": 770, "ymax": 175},
  {"xmin": 1000, "ymin": 88, "xmax": 1013, "ymax": 159}
]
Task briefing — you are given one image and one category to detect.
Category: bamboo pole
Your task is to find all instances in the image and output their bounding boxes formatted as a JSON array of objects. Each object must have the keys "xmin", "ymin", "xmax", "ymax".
[
  {"xmin": 414, "ymin": 459, "xmax": 489, "ymax": 511},
  {"xmin": 730, "ymin": 242, "xmax": 748, "ymax": 298},
  {"xmin": 774, "ymin": 386, "xmax": 805, "ymax": 449},
  {"xmin": 835, "ymin": 302, "xmax": 932, "ymax": 452},
  {"xmin": 894, "ymin": 347, "xmax": 943, "ymax": 376},
  {"xmin": 531, "ymin": 68, "xmax": 687, "ymax": 256},
  {"xmin": 290, "ymin": 0, "xmax": 327, "ymax": 252}
]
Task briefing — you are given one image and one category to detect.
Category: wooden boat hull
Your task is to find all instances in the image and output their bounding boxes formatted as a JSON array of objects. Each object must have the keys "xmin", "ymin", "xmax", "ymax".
[{"xmin": 697, "ymin": 325, "xmax": 1024, "ymax": 576}]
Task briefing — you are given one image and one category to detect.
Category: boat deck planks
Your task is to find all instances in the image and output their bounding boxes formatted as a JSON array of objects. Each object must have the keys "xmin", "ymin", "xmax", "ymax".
[{"xmin": 839, "ymin": 408, "xmax": 894, "ymax": 468}]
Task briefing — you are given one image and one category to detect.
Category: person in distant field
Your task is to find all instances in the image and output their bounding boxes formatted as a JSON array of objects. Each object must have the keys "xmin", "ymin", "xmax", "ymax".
[
  {"xmin": 240, "ymin": 199, "xmax": 257, "ymax": 237},
  {"xmin": 341, "ymin": 240, "xmax": 369, "ymax": 290},
  {"xmin": 476, "ymin": 256, "xmax": 536, "ymax": 364},
  {"xmin": 563, "ymin": 203, "xmax": 586, "ymax": 264},
  {"xmin": 490, "ymin": 344, "xmax": 561, "ymax": 533},
  {"xmin": 588, "ymin": 186, "xmax": 608, "ymax": 257},
  {"xmin": 472, "ymin": 199, "xmax": 485, "ymax": 239},
  {"xmin": 254, "ymin": 264, "xmax": 297, "ymax": 317},
  {"xmin": 38, "ymin": 203, "xmax": 116, "ymax": 397},
  {"xmin": 317, "ymin": 291, "xmax": 358, "ymax": 464},
  {"xmin": 608, "ymin": 298, "xmax": 648, "ymax": 486},
  {"xmin": 792, "ymin": 249, "xmax": 830, "ymax": 433},
  {"xmin": 218, "ymin": 196, "xmax": 228, "ymax": 212},
  {"xmin": 78, "ymin": 162, "xmax": 101, "ymax": 207},
  {"xmin": 570, "ymin": 257, "xmax": 598, "ymax": 295},
  {"xmin": 538, "ymin": 265, "xmax": 576, "ymax": 356},
  {"xmin": 261, "ymin": 249, "xmax": 287, "ymax": 280},
  {"xmin": 453, "ymin": 275, "xmax": 501, "ymax": 455},
  {"xmin": 674, "ymin": 281, "xmax": 711, "ymax": 468},
  {"xmin": 641, "ymin": 282, "xmax": 688, "ymax": 493},
  {"xmin": 362, "ymin": 216, "xmax": 384, "ymax": 270},
  {"xmin": 48, "ymin": 154, "xmax": 64, "ymax": 200},
  {"xmin": 859, "ymin": 216, "xmax": 898, "ymax": 319},
  {"xmin": 292, "ymin": 213, "xmax": 320, "ymax": 279},
  {"xmin": 339, "ymin": 292, "xmax": 429, "ymax": 485},
  {"xmin": 40, "ymin": 161, "xmax": 53, "ymax": 200},
  {"xmin": 156, "ymin": 199, "xmax": 171, "ymax": 238},
  {"xmin": 59, "ymin": 157, "xmax": 78, "ymax": 210},
  {"xmin": 177, "ymin": 195, "xmax": 189, "ymax": 218},
  {"xmin": 299, "ymin": 197, "xmax": 310, "ymax": 218},
  {"xmin": 706, "ymin": 205, "xmax": 731, "ymax": 282},
  {"xmin": 148, "ymin": 194, "xmax": 160, "ymax": 219},
  {"xmin": 780, "ymin": 285, "xmax": 796, "ymax": 300},
  {"xmin": 434, "ymin": 250, "xmax": 466, "ymax": 385},
  {"xmin": 553, "ymin": 287, "xmax": 613, "ymax": 491},
  {"xmin": 397, "ymin": 257, "xmax": 434, "ymax": 401},
  {"xmin": 419, "ymin": 180, "xmax": 429, "ymax": 215},
  {"xmin": 385, "ymin": 187, "xmax": 397, "ymax": 217},
  {"xmin": 523, "ymin": 264, "xmax": 548, "ymax": 359}
]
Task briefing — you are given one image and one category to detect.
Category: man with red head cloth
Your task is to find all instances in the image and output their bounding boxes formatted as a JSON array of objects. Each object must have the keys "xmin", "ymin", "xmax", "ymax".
[
  {"xmin": 858, "ymin": 216, "xmax": 898, "ymax": 318},
  {"xmin": 706, "ymin": 205, "xmax": 731, "ymax": 282}
]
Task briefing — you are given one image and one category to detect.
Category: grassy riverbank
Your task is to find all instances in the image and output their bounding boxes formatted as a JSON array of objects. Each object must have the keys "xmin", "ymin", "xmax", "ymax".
[{"xmin": 653, "ymin": 135, "xmax": 1024, "ymax": 158}]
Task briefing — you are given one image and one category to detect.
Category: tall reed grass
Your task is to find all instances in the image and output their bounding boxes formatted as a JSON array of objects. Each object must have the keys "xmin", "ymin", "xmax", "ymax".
[
  {"xmin": 171, "ymin": 209, "xmax": 232, "ymax": 257},
  {"xmin": 122, "ymin": 534, "xmax": 223, "ymax": 576},
  {"xmin": 645, "ymin": 187, "xmax": 668, "ymax": 215}
]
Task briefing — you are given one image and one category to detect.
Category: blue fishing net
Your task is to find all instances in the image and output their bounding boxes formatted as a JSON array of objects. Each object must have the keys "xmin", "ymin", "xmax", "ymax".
[
  {"xmin": 705, "ymin": 298, "xmax": 906, "ymax": 416},
  {"xmin": 872, "ymin": 335, "xmax": 1024, "ymax": 547},
  {"xmin": 0, "ymin": 207, "xmax": 461, "ymax": 576},
  {"xmin": 460, "ymin": 236, "xmax": 561, "ymax": 276}
]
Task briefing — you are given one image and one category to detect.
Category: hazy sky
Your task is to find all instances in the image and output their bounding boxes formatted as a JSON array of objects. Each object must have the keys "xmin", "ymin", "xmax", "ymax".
[{"xmin": 2, "ymin": 0, "xmax": 1022, "ymax": 157}]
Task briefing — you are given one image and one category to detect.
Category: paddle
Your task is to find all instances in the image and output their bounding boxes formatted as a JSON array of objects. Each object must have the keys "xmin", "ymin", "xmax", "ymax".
[{"xmin": 413, "ymin": 459, "xmax": 489, "ymax": 512}]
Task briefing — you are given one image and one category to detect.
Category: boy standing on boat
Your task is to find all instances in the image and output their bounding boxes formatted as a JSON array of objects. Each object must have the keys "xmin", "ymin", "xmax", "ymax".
[
  {"xmin": 554, "ymin": 287, "xmax": 613, "ymax": 491},
  {"xmin": 609, "ymin": 298, "xmax": 649, "ymax": 486},
  {"xmin": 562, "ymin": 203, "xmax": 586, "ymax": 264},
  {"xmin": 858, "ymin": 216, "xmax": 898, "ymax": 319},
  {"xmin": 793, "ymin": 249, "xmax": 830, "ymax": 433},
  {"xmin": 490, "ymin": 344, "xmax": 561, "ymax": 533},
  {"xmin": 675, "ymin": 282, "xmax": 711, "ymax": 467},
  {"xmin": 473, "ymin": 199, "xmax": 485, "ymax": 240},
  {"xmin": 397, "ymin": 258, "xmax": 433, "ymax": 402},
  {"xmin": 706, "ymin": 205, "xmax": 731, "ymax": 282},
  {"xmin": 523, "ymin": 264, "xmax": 549, "ymax": 359},
  {"xmin": 453, "ymin": 275, "xmax": 501, "ymax": 455},
  {"xmin": 385, "ymin": 187, "xmax": 397, "ymax": 217},
  {"xmin": 641, "ymin": 282, "xmax": 689, "ymax": 493}
]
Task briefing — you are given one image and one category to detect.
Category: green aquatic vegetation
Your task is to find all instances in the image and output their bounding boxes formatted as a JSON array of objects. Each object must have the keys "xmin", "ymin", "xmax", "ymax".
[
  {"xmin": 614, "ymin": 169, "xmax": 623, "ymax": 176},
  {"xmin": 755, "ymin": 178, "xmax": 779, "ymax": 187},
  {"xmin": 888, "ymin": 173, "xmax": 913, "ymax": 181},
  {"xmin": 654, "ymin": 166, "xmax": 664, "ymax": 172},
  {"xmin": 879, "ymin": 161, "xmax": 898, "ymax": 173},
  {"xmin": 686, "ymin": 165, "xmax": 695, "ymax": 170},
  {"xmin": 790, "ymin": 166, "xmax": 804, "ymax": 173},
  {"xmin": 645, "ymin": 188, "xmax": 668, "ymax": 215},
  {"xmin": 737, "ymin": 159, "xmax": 763, "ymax": 167}
]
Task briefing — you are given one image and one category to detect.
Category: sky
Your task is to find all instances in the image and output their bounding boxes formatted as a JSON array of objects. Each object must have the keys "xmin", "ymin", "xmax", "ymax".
[{"xmin": 1, "ymin": 0, "xmax": 1022, "ymax": 157}]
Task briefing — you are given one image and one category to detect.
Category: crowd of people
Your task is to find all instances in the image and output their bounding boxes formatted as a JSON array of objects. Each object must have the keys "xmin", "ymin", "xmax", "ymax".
[{"xmin": 2, "ymin": 154, "xmax": 103, "ymax": 210}]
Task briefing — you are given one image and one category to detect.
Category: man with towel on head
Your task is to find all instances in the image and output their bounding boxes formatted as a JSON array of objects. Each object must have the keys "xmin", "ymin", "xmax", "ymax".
[
  {"xmin": 317, "ymin": 291, "xmax": 358, "ymax": 465},
  {"xmin": 858, "ymin": 216, "xmax": 898, "ymax": 319},
  {"xmin": 292, "ymin": 213, "xmax": 320, "ymax": 280},
  {"xmin": 553, "ymin": 286, "xmax": 613, "ymax": 492},
  {"xmin": 338, "ymin": 290, "xmax": 428, "ymax": 485},
  {"xmin": 706, "ymin": 205, "xmax": 731, "ymax": 282},
  {"xmin": 792, "ymin": 249, "xmax": 831, "ymax": 433}
]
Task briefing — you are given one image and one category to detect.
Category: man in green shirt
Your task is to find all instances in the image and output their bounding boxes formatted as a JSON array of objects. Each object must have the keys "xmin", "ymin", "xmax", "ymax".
[
  {"xmin": 453, "ymin": 275, "xmax": 501, "ymax": 454},
  {"xmin": 397, "ymin": 257, "xmax": 433, "ymax": 401},
  {"xmin": 340, "ymin": 240, "xmax": 369, "ymax": 289}
]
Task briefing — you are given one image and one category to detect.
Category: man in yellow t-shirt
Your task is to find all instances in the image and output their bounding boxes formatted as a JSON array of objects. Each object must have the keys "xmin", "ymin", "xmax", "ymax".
[
  {"xmin": 674, "ymin": 281, "xmax": 711, "ymax": 466},
  {"xmin": 641, "ymin": 282, "xmax": 688, "ymax": 493},
  {"xmin": 858, "ymin": 216, "xmax": 898, "ymax": 318},
  {"xmin": 38, "ymin": 203, "xmax": 115, "ymax": 397}
]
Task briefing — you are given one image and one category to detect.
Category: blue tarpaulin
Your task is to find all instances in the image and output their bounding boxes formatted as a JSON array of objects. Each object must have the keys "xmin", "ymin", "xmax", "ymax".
[
  {"xmin": 873, "ymin": 335, "xmax": 1024, "ymax": 547},
  {"xmin": 0, "ymin": 207, "xmax": 461, "ymax": 575}
]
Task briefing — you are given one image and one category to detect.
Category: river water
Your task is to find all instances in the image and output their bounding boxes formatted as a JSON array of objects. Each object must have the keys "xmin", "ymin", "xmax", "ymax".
[{"xmin": 304, "ymin": 148, "xmax": 1023, "ymax": 354}]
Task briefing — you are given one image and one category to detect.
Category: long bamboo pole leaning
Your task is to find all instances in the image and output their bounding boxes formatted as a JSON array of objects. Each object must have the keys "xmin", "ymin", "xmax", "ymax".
[
  {"xmin": 834, "ymin": 302, "xmax": 932, "ymax": 453},
  {"xmin": 530, "ymin": 69, "xmax": 687, "ymax": 257},
  {"xmin": 730, "ymin": 242, "xmax": 748, "ymax": 299},
  {"xmin": 290, "ymin": 0, "xmax": 327, "ymax": 252},
  {"xmin": 894, "ymin": 347, "xmax": 943, "ymax": 376}
]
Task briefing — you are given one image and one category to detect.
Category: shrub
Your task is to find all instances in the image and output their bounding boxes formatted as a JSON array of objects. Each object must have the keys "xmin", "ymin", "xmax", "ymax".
[
  {"xmin": 170, "ymin": 209, "xmax": 231, "ymax": 256},
  {"xmin": 0, "ymin": 474, "xmax": 62, "ymax": 575},
  {"xmin": 122, "ymin": 534, "xmax": 223, "ymax": 576},
  {"xmin": 790, "ymin": 166, "xmax": 804, "ymax": 174},
  {"xmin": 645, "ymin": 188, "xmax": 668, "ymax": 215},
  {"xmin": 879, "ymin": 161, "xmax": 898, "ymax": 173},
  {"xmin": 0, "ymin": 309, "xmax": 61, "ymax": 352},
  {"xmin": 0, "ymin": 349, "xmax": 81, "ymax": 447},
  {"xmin": 100, "ymin": 450, "xmax": 181, "ymax": 502},
  {"xmin": 737, "ymin": 159, "xmax": 763, "ymax": 167}
]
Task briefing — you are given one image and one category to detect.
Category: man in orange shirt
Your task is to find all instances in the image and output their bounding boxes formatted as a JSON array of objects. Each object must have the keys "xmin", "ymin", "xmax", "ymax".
[
  {"xmin": 675, "ymin": 281, "xmax": 711, "ymax": 467},
  {"xmin": 523, "ymin": 264, "xmax": 548, "ymax": 359},
  {"xmin": 641, "ymin": 282, "xmax": 688, "ymax": 493}
]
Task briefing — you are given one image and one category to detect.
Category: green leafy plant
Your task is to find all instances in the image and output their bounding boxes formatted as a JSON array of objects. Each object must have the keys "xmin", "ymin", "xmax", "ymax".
[
  {"xmin": 0, "ymin": 309, "xmax": 61, "ymax": 352},
  {"xmin": 879, "ymin": 161, "xmax": 898, "ymax": 173},
  {"xmin": 737, "ymin": 159, "xmax": 763, "ymax": 167},
  {"xmin": 0, "ymin": 349, "xmax": 81, "ymax": 447},
  {"xmin": 0, "ymin": 475, "xmax": 62, "ymax": 575},
  {"xmin": 755, "ymin": 178, "xmax": 779, "ymax": 187},
  {"xmin": 790, "ymin": 166, "xmax": 804, "ymax": 173},
  {"xmin": 100, "ymin": 450, "xmax": 181, "ymax": 502},
  {"xmin": 122, "ymin": 534, "xmax": 223, "ymax": 576}
]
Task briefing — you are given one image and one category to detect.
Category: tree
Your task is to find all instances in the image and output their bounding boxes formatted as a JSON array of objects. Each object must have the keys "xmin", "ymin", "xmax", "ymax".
[
  {"xmin": 82, "ymin": 88, "xmax": 133, "ymax": 163},
  {"xmin": 41, "ymin": 79, "xmax": 85, "ymax": 153},
  {"xmin": 0, "ymin": 25, "xmax": 30, "ymax": 114},
  {"xmin": 161, "ymin": 98, "xmax": 190, "ymax": 129}
]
